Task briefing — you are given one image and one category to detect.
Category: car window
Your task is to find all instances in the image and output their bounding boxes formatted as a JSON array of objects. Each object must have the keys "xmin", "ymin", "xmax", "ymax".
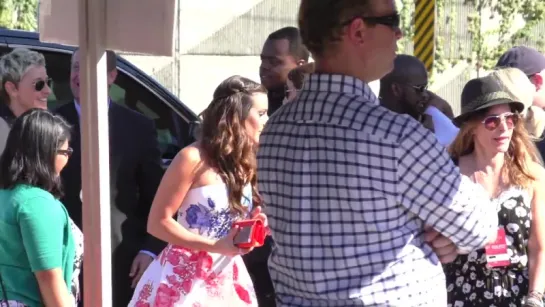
[{"xmin": 0, "ymin": 46, "xmax": 180, "ymax": 158}]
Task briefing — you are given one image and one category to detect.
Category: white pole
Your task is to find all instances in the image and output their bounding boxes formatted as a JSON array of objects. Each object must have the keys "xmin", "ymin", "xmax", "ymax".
[{"xmin": 78, "ymin": 0, "xmax": 112, "ymax": 306}]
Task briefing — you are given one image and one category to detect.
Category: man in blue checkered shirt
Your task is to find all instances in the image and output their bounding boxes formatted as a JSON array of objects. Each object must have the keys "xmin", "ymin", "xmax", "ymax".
[{"xmin": 256, "ymin": 1, "xmax": 498, "ymax": 306}]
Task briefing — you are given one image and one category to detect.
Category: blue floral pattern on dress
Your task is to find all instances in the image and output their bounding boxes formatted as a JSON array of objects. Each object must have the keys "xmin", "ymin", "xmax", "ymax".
[{"xmin": 182, "ymin": 185, "xmax": 253, "ymax": 240}]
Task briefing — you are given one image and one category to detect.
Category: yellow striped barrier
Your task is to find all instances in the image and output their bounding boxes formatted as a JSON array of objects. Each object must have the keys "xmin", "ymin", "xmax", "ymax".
[{"xmin": 413, "ymin": 0, "xmax": 435, "ymax": 73}]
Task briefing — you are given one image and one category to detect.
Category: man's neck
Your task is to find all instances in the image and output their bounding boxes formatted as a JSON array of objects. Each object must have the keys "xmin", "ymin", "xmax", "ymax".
[
  {"xmin": 268, "ymin": 86, "xmax": 285, "ymax": 97},
  {"xmin": 313, "ymin": 53, "xmax": 377, "ymax": 83},
  {"xmin": 267, "ymin": 87, "xmax": 285, "ymax": 115},
  {"xmin": 8, "ymin": 103, "xmax": 26, "ymax": 118}
]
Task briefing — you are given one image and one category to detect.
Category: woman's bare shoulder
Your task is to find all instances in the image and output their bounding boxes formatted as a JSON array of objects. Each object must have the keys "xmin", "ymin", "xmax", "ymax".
[
  {"xmin": 177, "ymin": 142, "xmax": 202, "ymax": 162},
  {"xmin": 172, "ymin": 142, "xmax": 221, "ymax": 187},
  {"xmin": 168, "ymin": 142, "xmax": 206, "ymax": 175}
]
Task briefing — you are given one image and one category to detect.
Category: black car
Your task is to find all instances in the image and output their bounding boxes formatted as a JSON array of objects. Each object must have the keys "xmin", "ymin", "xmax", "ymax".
[{"xmin": 0, "ymin": 29, "xmax": 199, "ymax": 166}]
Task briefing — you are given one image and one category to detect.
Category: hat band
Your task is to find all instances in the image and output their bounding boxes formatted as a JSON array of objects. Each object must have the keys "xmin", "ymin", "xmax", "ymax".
[{"xmin": 462, "ymin": 91, "xmax": 513, "ymax": 114}]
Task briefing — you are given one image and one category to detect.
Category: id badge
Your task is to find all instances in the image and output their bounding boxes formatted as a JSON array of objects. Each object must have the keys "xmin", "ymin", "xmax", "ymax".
[{"xmin": 485, "ymin": 227, "xmax": 510, "ymax": 268}]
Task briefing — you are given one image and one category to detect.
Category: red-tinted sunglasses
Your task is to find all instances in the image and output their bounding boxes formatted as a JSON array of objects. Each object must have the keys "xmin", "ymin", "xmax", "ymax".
[{"xmin": 481, "ymin": 112, "xmax": 519, "ymax": 131}]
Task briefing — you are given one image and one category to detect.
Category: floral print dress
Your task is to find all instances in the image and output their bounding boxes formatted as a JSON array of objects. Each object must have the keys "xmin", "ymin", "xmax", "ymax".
[
  {"xmin": 444, "ymin": 187, "xmax": 532, "ymax": 307},
  {"xmin": 129, "ymin": 183, "xmax": 258, "ymax": 307}
]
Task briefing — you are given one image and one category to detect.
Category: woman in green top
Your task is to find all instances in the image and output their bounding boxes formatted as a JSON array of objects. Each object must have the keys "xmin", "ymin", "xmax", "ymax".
[{"xmin": 0, "ymin": 108, "xmax": 80, "ymax": 307}]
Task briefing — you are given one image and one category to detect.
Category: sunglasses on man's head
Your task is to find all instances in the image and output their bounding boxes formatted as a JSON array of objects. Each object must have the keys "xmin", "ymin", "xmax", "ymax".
[
  {"xmin": 364, "ymin": 13, "xmax": 401, "ymax": 28},
  {"xmin": 481, "ymin": 112, "xmax": 519, "ymax": 131},
  {"xmin": 344, "ymin": 13, "xmax": 400, "ymax": 29},
  {"xmin": 33, "ymin": 78, "xmax": 52, "ymax": 91},
  {"xmin": 57, "ymin": 147, "xmax": 73, "ymax": 157}
]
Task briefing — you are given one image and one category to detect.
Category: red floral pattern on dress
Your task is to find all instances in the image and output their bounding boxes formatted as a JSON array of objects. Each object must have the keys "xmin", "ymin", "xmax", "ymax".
[
  {"xmin": 131, "ymin": 244, "xmax": 255, "ymax": 306},
  {"xmin": 154, "ymin": 283, "xmax": 181, "ymax": 307},
  {"xmin": 134, "ymin": 282, "xmax": 153, "ymax": 307},
  {"xmin": 129, "ymin": 184, "xmax": 257, "ymax": 306},
  {"xmin": 234, "ymin": 284, "xmax": 252, "ymax": 304},
  {"xmin": 233, "ymin": 263, "xmax": 239, "ymax": 280}
]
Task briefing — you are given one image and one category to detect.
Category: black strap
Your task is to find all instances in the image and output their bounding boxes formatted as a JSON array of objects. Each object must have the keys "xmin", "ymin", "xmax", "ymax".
[{"xmin": 452, "ymin": 157, "xmax": 459, "ymax": 166}]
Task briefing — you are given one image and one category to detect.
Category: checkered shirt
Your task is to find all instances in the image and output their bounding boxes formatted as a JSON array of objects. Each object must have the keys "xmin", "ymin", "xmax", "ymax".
[{"xmin": 257, "ymin": 74, "xmax": 498, "ymax": 307}]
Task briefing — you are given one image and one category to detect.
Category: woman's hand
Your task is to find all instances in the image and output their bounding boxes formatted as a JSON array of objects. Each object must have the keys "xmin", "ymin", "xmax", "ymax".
[
  {"xmin": 212, "ymin": 226, "xmax": 253, "ymax": 256},
  {"xmin": 251, "ymin": 206, "xmax": 271, "ymax": 236}
]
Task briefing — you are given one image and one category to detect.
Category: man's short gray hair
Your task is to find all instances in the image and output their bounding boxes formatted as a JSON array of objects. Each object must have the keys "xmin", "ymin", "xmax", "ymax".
[{"xmin": 0, "ymin": 48, "xmax": 46, "ymax": 92}]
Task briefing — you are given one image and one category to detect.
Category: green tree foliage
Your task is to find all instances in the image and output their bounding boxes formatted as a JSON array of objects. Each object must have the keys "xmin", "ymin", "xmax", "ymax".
[
  {"xmin": 398, "ymin": 0, "xmax": 545, "ymax": 75},
  {"xmin": 0, "ymin": 0, "xmax": 38, "ymax": 31},
  {"xmin": 464, "ymin": 0, "xmax": 545, "ymax": 70}
]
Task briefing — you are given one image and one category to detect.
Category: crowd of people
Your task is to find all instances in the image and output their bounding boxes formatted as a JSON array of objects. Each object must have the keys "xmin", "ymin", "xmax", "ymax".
[{"xmin": 0, "ymin": 0, "xmax": 545, "ymax": 306}]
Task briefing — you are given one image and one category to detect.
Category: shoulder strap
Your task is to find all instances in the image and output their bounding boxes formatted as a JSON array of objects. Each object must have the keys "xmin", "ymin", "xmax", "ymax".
[{"xmin": 0, "ymin": 272, "xmax": 9, "ymax": 303}]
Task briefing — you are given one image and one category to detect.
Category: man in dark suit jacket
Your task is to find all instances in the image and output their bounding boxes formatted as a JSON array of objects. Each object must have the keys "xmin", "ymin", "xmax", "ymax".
[{"xmin": 56, "ymin": 49, "xmax": 166, "ymax": 307}]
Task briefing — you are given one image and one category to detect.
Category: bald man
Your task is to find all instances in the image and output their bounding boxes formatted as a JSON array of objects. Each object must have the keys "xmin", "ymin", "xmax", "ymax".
[
  {"xmin": 380, "ymin": 54, "xmax": 431, "ymax": 120},
  {"xmin": 380, "ymin": 54, "xmax": 458, "ymax": 145}
]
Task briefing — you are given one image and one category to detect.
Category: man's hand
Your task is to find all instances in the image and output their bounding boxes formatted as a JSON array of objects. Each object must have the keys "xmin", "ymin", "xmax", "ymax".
[
  {"xmin": 424, "ymin": 226, "xmax": 458, "ymax": 264},
  {"xmin": 129, "ymin": 253, "xmax": 154, "ymax": 288}
]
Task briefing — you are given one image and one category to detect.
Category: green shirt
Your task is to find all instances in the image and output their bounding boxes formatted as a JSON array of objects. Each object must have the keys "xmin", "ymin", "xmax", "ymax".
[{"xmin": 0, "ymin": 185, "xmax": 75, "ymax": 307}]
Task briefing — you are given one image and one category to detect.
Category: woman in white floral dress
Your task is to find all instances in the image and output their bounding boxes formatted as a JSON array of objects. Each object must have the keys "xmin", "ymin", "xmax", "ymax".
[{"xmin": 129, "ymin": 75, "xmax": 270, "ymax": 307}]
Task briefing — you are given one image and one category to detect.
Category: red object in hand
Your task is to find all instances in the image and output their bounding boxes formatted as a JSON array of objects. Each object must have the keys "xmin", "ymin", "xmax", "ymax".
[{"xmin": 232, "ymin": 219, "xmax": 266, "ymax": 249}]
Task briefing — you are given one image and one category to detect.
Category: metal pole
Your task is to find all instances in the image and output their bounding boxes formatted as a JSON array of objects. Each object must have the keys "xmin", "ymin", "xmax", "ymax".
[
  {"xmin": 78, "ymin": 0, "xmax": 112, "ymax": 306},
  {"xmin": 414, "ymin": 0, "xmax": 436, "ymax": 74}
]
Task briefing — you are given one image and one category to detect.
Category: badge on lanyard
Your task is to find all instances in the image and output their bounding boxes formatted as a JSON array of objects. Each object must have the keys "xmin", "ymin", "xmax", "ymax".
[{"xmin": 485, "ymin": 227, "xmax": 510, "ymax": 268}]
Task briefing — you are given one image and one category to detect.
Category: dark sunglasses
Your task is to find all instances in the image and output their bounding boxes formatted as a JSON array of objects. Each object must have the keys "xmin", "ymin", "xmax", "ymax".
[
  {"xmin": 411, "ymin": 84, "xmax": 428, "ymax": 93},
  {"xmin": 344, "ymin": 13, "xmax": 401, "ymax": 29},
  {"xmin": 482, "ymin": 112, "xmax": 519, "ymax": 131},
  {"xmin": 33, "ymin": 78, "xmax": 52, "ymax": 91},
  {"xmin": 57, "ymin": 147, "xmax": 74, "ymax": 157}
]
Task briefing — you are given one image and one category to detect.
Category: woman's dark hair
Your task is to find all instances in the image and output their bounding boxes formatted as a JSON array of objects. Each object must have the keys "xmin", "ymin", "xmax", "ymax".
[
  {"xmin": 0, "ymin": 108, "xmax": 71, "ymax": 198},
  {"xmin": 199, "ymin": 75, "xmax": 267, "ymax": 215}
]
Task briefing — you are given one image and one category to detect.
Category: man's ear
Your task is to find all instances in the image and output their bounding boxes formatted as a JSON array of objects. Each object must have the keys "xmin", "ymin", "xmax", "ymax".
[
  {"xmin": 107, "ymin": 68, "xmax": 118, "ymax": 86},
  {"xmin": 391, "ymin": 83, "xmax": 402, "ymax": 97}
]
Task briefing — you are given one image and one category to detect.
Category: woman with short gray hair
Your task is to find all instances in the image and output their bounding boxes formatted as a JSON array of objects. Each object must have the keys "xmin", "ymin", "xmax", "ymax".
[{"xmin": 0, "ymin": 48, "xmax": 51, "ymax": 152}]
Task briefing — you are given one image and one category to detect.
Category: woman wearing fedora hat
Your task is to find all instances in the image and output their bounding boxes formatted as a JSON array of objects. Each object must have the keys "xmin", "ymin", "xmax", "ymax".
[{"xmin": 444, "ymin": 74, "xmax": 545, "ymax": 307}]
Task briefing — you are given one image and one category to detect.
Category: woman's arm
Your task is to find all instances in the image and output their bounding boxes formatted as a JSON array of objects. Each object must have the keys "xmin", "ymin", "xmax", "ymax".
[
  {"xmin": 35, "ymin": 269, "xmax": 71, "ymax": 307},
  {"xmin": 17, "ymin": 195, "xmax": 72, "ymax": 306},
  {"xmin": 147, "ymin": 145, "xmax": 218, "ymax": 252},
  {"xmin": 528, "ymin": 163, "xmax": 545, "ymax": 296}
]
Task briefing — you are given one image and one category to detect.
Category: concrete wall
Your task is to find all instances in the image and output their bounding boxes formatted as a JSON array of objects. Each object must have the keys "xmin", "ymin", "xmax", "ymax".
[
  {"xmin": 124, "ymin": 0, "xmax": 297, "ymax": 114},
  {"xmin": 123, "ymin": 0, "xmax": 545, "ymax": 116}
]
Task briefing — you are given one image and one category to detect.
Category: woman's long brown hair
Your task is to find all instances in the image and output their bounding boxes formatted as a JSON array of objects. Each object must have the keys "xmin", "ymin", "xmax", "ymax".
[
  {"xmin": 199, "ymin": 75, "xmax": 266, "ymax": 215},
  {"xmin": 449, "ymin": 107, "xmax": 541, "ymax": 189}
]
